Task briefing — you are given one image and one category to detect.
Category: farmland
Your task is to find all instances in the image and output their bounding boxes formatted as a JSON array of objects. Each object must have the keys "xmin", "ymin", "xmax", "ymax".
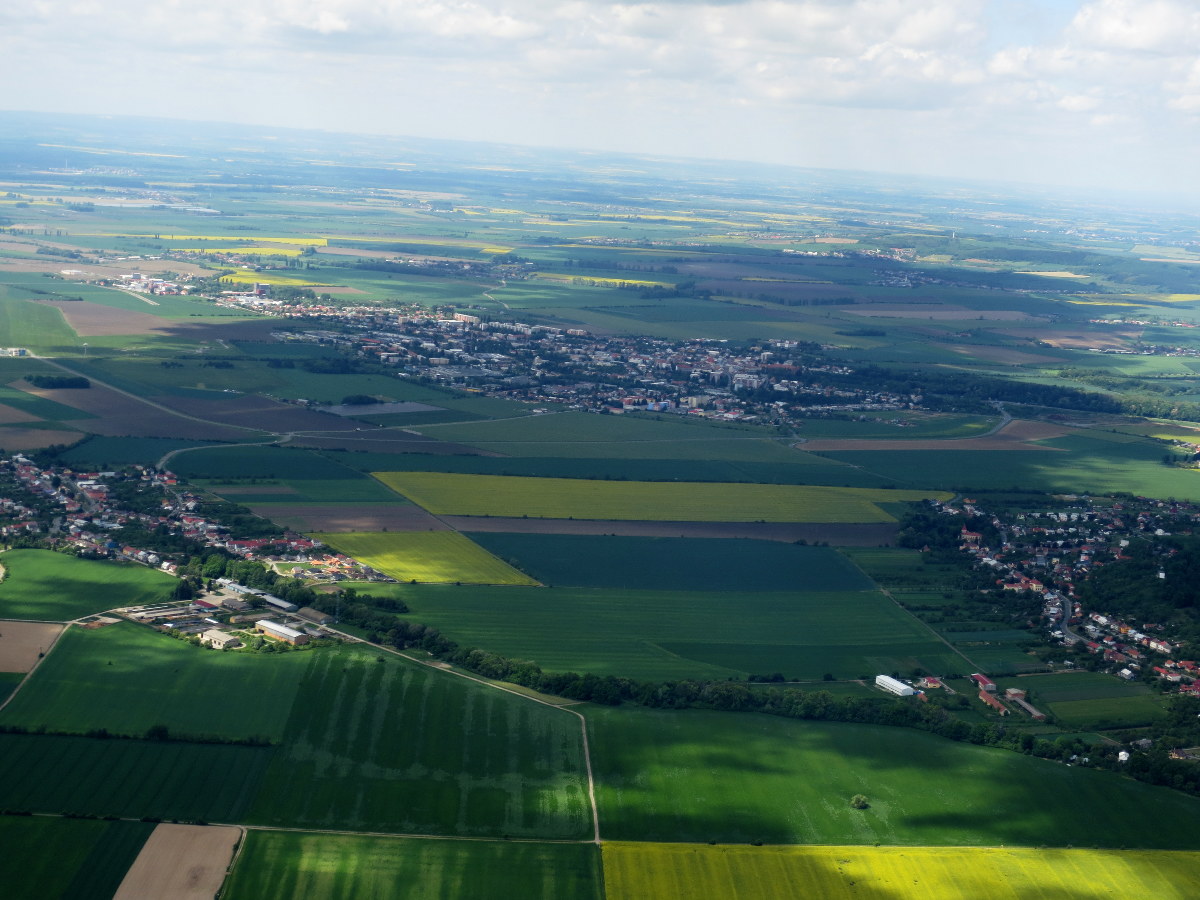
[
  {"xmin": 223, "ymin": 832, "xmax": 603, "ymax": 900},
  {"xmin": 586, "ymin": 706, "xmax": 1200, "ymax": 848},
  {"xmin": 314, "ymin": 531, "xmax": 539, "ymax": 585},
  {"xmin": 0, "ymin": 815, "xmax": 153, "ymax": 900},
  {"xmin": 601, "ymin": 842, "xmax": 1200, "ymax": 900},
  {"xmin": 374, "ymin": 472, "xmax": 949, "ymax": 523},
  {"xmin": 464, "ymin": 534, "xmax": 875, "ymax": 592},
  {"xmin": 383, "ymin": 582, "xmax": 964, "ymax": 680},
  {"xmin": 0, "ymin": 550, "xmax": 177, "ymax": 620},
  {"xmin": 998, "ymin": 672, "xmax": 1170, "ymax": 730},
  {"xmin": 245, "ymin": 644, "xmax": 590, "ymax": 838},
  {"xmin": 0, "ymin": 623, "xmax": 309, "ymax": 741}
]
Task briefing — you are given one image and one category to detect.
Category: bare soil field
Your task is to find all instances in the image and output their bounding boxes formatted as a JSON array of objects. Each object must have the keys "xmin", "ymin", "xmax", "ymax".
[
  {"xmin": 801, "ymin": 418, "xmax": 1069, "ymax": 451},
  {"xmin": 249, "ymin": 503, "xmax": 449, "ymax": 532},
  {"xmin": 0, "ymin": 621, "xmax": 63, "ymax": 672},
  {"xmin": 153, "ymin": 395, "xmax": 361, "ymax": 433},
  {"xmin": 814, "ymin": 237, "xmax": 859, "ymax": 244},
  {"xmin": 0, "ymin": 403, "xmax": 40, "ymax": 425},
  {"xmin": 0, "ymin": 426, "xmax": 83, "ymax": 449},
  {"xmin": 113, "ymin": 823, "xmax": 241, "ymax": 900},
  {"xmin": 37, "ymin": 300, "xmax": 170, "ymax": 336},
  {"xmin": 449, "ymin": 516, "xmax": 899, "ymax": 545}
]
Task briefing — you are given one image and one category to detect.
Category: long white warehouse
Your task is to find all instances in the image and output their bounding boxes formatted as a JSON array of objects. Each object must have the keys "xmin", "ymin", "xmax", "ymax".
[{"xmin": 875, "ymin": 674, "xmax": 916, "ymax": 696}]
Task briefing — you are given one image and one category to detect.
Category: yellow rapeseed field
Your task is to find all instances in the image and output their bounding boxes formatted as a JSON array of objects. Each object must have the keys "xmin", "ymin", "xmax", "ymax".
[
  {"xmin": 314, "ymin": 531, "xmax": 538, "ymax": 585},
  {"xmin": 602, "ymin": 843, "xmax": 1200, "ymax": 900},
  {"xmin": 218, "ymin": 270, "xmax": 328, "ymax": 286}
]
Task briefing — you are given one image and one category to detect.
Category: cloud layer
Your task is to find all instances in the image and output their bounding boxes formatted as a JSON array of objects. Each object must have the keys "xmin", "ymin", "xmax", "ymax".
[{"xmin": 6, "ymin": 0, "xmax": 1200, "ymax": 194}]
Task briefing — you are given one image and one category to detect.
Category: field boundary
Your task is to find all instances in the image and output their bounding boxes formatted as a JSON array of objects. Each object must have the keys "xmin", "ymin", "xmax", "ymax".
[{"xmin": 0, "ymin": 619, "xmax": 69, "ymax": 715}]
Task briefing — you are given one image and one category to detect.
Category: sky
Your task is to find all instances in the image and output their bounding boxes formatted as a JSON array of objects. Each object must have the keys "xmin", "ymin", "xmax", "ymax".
[{"xmin": 5, "ymin": 0, "xmax": 1200, "ymax": 197}]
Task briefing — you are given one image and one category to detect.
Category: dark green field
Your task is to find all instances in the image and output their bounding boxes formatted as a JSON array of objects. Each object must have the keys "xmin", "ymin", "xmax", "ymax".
[
  {"xmin": 466, "ymin": 534, "xmax": 875, "ymax": 592},
  {"xmin": 0, "ymin": 550, "xmax": 177, "ymax": 620},
  {"xmin": 0, "ymin": 733, "xmax": 273, "ymax": 821},
  {"xmin": 0, "ymin": 815, "xmax": 153, "ymax": 900},
  {"xmin": 56, "ymin": 436, "xmax": 221, "ymax": 467},
  {"xmin": 377, "ymin": 583, "xmax": 965, "ymax": 681},
  {"xmin": 223, "ymin": 832, "xmax": 603, "ymax": 900},
  {"xmin": 586, "ymin": 705, "xmax": 1200, "ymax": 848},
  {"xmin": 245, "ymin": 645, "xmax": 590, "ymax": 838},
  {"xmin": 0, "ymin": 623, "xmax": 310, "ymax": 742}
]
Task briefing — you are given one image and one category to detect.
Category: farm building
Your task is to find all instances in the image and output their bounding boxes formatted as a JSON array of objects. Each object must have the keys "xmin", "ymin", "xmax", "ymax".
[
  {"xmin": 256, "ymin": 619, "xmax": 309, "ymax": 646},
  {"xmin": 970, "ymin": 673, "xmax": 997, "ymax": 693},
  {"xmin": 296, "ymin": 606, "xmax": 333, "ymax": 625},
  {"xmin": 875, "ymin": 675, "xmax": 916, "ymax": 697},
  {"xmin": 1009, "ymin": 696, "xmax": 1047, "ymax": 720},
  {"xmin": 201, "ymin": 629, "xmax": 241, "ymax": 650},
  {"xmin": 979, "ymin": 689, "xmax": 1009, "ymax": 715}
]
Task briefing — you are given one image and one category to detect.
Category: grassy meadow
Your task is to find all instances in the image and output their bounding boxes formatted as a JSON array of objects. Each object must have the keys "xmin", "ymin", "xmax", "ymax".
[
  {"xmin": 0, "ymin": 623, "xmax": 309, "ymax": 742},
  {"xmin": 601, "ymin": 842, "xmax": 1200, "ymax": 900},
  {"xmin": 223, "ymin": 832, "xmax": 603, "ymax": 900},
  {"xmin": 374, "ymin": 472, "xmax": 949, "ymax": 522},
  {"xmin": 586, "ymin": 706, "xmax": 1200, "ymax": 848},
  {"xmin": 0, "ymin": 550, "xmax": 177, "ymax": 620},
  {"xmin": 315, "ymin": 531, "xmax": 539, "ymax": 585}
]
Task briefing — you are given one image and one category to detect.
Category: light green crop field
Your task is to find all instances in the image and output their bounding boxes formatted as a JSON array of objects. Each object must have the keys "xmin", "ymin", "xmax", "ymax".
[
  {"xmin": 388, "ymin": 584, "xmax": 963, "ymax": 681},
  {"xmin": 586, "ymin": 706, "xmax": 1200, "ymax": 848},
  {"xmin": 314, "ymin": 531, "xmax": 539, "ymax": 585},
  {"xmin": 223, "ymin": 832, "xmax": 603, "ymax": 900},
  {"xmin": 0, "ymin": 623, "xmax": 309, "ymax": 742},
  {"xmin": 373, "ymin": 472, "xmax": 950, "ymax": 522},
  {"xmin": 0, "ymin": 550, "xmax": 177, "ymax": 620},
  {"xmin": 246, "ymin": 644, "xmax": 590, "ymax": 838},
  {"xmin": 601, "ymin": 842, "xmax": 1200, "ymax": 900},
  {"xmin": 0, "ymin": 815, "xmax": 154, "ymax": 900},
  {"xmin": 1046, "ymin": 695, "xmax": 1169, "ymax": 729}
]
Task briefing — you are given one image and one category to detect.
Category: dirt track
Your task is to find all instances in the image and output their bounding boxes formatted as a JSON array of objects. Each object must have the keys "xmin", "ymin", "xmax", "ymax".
[
  {"xmin": 113, "ymin": 823, "xmax": 241, "ymax": 900},
  {"xmin": 0, "ymin": 621, "xmax": 63, "ymax": 672}
]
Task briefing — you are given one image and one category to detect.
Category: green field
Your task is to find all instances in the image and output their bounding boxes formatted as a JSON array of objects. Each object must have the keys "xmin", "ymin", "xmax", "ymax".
[
  {"xmin": 0, "ymin": 733, "xmax": 274, "ymax": 821},
  {"xmin": 379, "ymin": 583, "xmax": 964, "ymax": 680},
  {"xmin": 0, "ymin": 623, "xmax": 310, "ymax": 741},
  {"xmin": 315, "ymin": 531, "xmax": 540, "ymax": 585},
  {"xmin": 0, "ymin": 550, "xmax": 177, "ymax": 620},
  {"xmin": 587, "ymin": 706, "xmax": 1200, "ymax": 847},
  {"xmin": 601, "ymin": 842, "xmax": 1200, "ymax": 900},
  {"xmin": 993, "ymin": 673, "xmax": 1169, "ymax": 728},
  {"xmin": 1046, "ymin": 695, "xmax": 1169, "ymax": 729},
  {"xmin": 0, "ymin": 815, "xmax": 153, "ymax": 900},
  {"xmin": 56, "ymin": 436, "xmax": 221, "ymax": 467},
  {"xmin": 223, "ymin": 832, "xmax": 603, "ymax": 900},
  {"xmin": 466, "ymin": 534, "xmax": 875, "ymax": 592},
  {"xmin": 374, "ymin": 472, "xmax": 949, "ymax": 523},
  {"xmin": 245, "ymin": 645, "xmax": 590, "ymax": 838}
]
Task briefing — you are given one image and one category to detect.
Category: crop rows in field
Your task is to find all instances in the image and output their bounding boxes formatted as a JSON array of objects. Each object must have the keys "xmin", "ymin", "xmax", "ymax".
[
  {"xmin": 315, "ymin": 531, "xmax": 539, "ymax": 585},
  {"xmin": 601, "ymin": 843, "xmax": 1200, "ymax": 900},
  {"xmin": 0, "ymin": 816, "xmax": 153, "ymax": 900},
  {"xmin": 246, "ymin": 645, "xmax": 589, "ymax": 838},
  {"xmin": 222, "ymin": 832, "xmax": 603, "ymax": 900},
  {"xmin": 373, "ymin": 472, "xmax": 948, "ymax": 523}
]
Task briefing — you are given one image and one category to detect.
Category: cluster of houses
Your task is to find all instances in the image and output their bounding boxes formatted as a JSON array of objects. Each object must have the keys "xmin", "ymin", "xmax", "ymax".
[{"xmin": 936, "ymin": 494, "xmax": 1195, "ymax": 692}]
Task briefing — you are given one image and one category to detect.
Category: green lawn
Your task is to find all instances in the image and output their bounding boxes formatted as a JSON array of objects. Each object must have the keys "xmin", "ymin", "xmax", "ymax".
[
  {"xmin": 586, "ymin": 705, "xmax": 1200, "ymax": 848},
  {"xmin": 0, "ymin": 815, "xmax": 153, "ymax": 900},
  {"xmin": 0, "ymin": 550, "xmax": 177, "ymax": 620},
  {"xmin": 245, "ymin": 644, "xmax": 590, "ymax": 838},
  {"xmin": 223, "ymin": 832, "xmax": 603, "ymax": 900},
  {"xmin": 0, "ymin": 623, "xmax": 310, "ymax": 742},
  {"xmin": 466, "ymin": 534, "xmax": 875, "ymax": 592},
  {"xmin": 377, "ymin": 583, "xmax": 964, "ymax": 681}
]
